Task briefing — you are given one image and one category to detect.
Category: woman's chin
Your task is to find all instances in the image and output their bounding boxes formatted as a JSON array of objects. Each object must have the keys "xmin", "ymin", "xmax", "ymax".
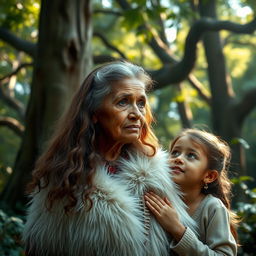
[{"xmin": 120, "ymin": 134, "xmax": 141, "ymax": 144}]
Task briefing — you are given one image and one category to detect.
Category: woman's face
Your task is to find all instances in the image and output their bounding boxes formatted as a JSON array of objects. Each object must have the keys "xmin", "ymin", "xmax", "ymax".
[{"xmin": 94, "ymin": 78, "xmax": 147, "ymax": 145}]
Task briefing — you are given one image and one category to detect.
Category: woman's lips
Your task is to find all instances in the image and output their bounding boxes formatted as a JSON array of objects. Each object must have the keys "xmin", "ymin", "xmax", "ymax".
[{"xmin": 125, "ymin": 125, "xmax": 140, "ymax": 131}]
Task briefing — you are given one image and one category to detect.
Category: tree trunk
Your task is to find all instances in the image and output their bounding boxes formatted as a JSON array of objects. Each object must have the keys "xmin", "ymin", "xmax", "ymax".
[
  {"xmin": 0, "ymin": 0, "xmax": 93, "ymax": 209},
  {"xmin": 176, "ymin": 83, "xmax": 192, "ymax": 128},
  {"xmin": 198, "ymin": 0, "xmax": 245, "ymax": 177}
]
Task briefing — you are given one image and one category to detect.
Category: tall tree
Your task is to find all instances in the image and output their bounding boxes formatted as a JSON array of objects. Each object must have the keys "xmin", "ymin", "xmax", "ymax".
[
  {"xmin": 0, "ymin": 0, "xmax": 93, "ymax": 207},
  {"xmin": 198, "ymin": 0, "xmax": 256, "ymax": 176}
]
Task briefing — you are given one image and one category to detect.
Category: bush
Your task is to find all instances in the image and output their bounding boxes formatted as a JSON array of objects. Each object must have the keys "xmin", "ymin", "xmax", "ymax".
[
  {"xmin": 0, "ymin": 209, "xmax": 25, "ymax": 256},
  {"xmin": 233, "ymin": 177, "xmax": 256, "ymax": 256}
]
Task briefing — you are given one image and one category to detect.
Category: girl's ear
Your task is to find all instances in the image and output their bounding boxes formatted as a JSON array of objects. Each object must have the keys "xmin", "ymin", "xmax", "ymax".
[
  {"xmin": 92, "ymin": 114, "xmax": 98, "ymax": 123},
  {"xmin": 203, "ymin": 170, "xmax": 219, "ymax": 184}
]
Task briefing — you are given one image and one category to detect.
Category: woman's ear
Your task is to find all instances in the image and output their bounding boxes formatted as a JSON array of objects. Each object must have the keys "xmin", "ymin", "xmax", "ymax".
[{"xmin": 203, "ymin": 170, "xmax": 219, "ymax": 184}]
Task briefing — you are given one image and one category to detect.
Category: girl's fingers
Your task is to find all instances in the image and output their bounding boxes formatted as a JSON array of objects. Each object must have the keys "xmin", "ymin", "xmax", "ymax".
[
  {"xmin": 146, "ymin": 192, "xmax": 166, "ymax": 206},
  {"xmin": 145, "ymin": 199, "xmax": 160, "ymax": 216},
  {"xmin": 164, "ymin": 197, "xmax": 172, "ymax": 206},
  {"xmin": 151, "ymin": 193, "xmax": 166, "ymax": 205},
  {"xmin": 144, "ymin": 194, "xmax": 161, "ymax": 211}
]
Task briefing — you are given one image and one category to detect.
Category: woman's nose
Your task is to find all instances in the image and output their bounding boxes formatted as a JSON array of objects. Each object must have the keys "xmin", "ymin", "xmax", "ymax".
[{"xmin": 128, "ymin": 105, "xmax": 141, "ymax": 120}]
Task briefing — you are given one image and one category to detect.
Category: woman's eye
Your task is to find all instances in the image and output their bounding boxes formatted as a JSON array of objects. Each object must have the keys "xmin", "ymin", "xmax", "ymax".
[
  {"xmin": 137, "ymin": 100, "xmax": 146, "ymax": 108},
  {"xmin": 117, "ymin": 98, "xmax": 128, "ymax": 106}
]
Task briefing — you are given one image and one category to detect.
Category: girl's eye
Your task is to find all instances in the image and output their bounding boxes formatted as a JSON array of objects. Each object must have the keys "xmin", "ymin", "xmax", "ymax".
[
  {"xmin": 137, "ymin": 99, "xmax": 146, "ymax": 108},
  {"xmin": 187, "ymin": 152, "xmax": 197, "ymax": 160},
  {"xmin": 117, "ymin": 98, "xmax": 128, "ymax": 106},
  {"xmin": 170, "ymin": 150, "xmax": 179, "ymax": 157}
]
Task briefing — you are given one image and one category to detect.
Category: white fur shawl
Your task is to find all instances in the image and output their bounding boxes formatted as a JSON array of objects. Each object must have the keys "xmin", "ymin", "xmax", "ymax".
[{"xmin": 23, "ymin": 149, "xmax": 196, "ymax": 256}]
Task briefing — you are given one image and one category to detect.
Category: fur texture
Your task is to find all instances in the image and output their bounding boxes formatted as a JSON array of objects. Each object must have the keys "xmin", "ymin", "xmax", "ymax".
[{"xmin": 23, "ymin": 149, "xmax": 196, "ymax": 256}]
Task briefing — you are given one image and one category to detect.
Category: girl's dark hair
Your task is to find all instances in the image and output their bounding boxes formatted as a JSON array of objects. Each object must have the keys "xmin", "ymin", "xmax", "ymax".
[
  {"xmin": 27, "ymin": 61, "xmax": 158, "ymax": 213},
  {"xmin": 170, "ymin": 128, "xmax": 240, "ymax": 243}
]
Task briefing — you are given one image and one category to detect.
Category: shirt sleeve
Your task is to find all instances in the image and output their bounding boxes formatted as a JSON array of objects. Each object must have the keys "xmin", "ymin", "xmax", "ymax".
[{"xmin": 169, "ymin": 204, "xmax": 237, "ymax": 256}]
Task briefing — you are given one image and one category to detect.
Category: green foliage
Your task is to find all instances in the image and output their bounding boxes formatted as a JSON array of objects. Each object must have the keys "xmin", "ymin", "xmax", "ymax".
[
  {"xmin": 240, "ymin": 0, "xmax": 256, "ymax": 12},
  {"xmin": 231, "ymin": 137, "xmax": 250, "ymax": 149},
  {"xmin": 0, "ymin": 0, "xmax": 34, "ymax": 194},
  {"xmin": 0, "ymin": 209, "xmax": 25, "ymax": 256},
  {"xmin": 0, "ymin": 126, "xmax": 22, "ymax": 193},
  {"xmin": 0, "ymin": 0, "xmax": 40, "ymax": 36},
  {"xmin": 233, "ymin": 177, "xmax": 256, "ymax": 255},
  {"xmin": 0, "ymin": 165, "xmax": 12, "ymax": 194}
]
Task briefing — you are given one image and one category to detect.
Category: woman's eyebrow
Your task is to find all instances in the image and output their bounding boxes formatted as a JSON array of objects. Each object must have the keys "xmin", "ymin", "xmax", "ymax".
[
  {"xmin": 114, "ymin": 93, "xmax": 131, "ymax": 98},
  {"xmin": 113, "ymin": 93, "xmax": 146, "ymax": 100},
  {"xmin": 112, "ymin": 93, "xmax": 131, "ymax": 101}
]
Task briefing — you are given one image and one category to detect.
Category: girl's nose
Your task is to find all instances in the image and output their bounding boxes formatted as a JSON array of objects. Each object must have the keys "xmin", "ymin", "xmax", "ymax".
[{"xmin": 173, "ymin": 156, "xmax": 184, "ymax": 164}]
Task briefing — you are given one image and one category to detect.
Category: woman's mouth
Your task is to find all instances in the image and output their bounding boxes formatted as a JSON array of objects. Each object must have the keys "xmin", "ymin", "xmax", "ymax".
[{"xmin": 125, "ymin": 125, "xmax": 140, "ymax": 131}]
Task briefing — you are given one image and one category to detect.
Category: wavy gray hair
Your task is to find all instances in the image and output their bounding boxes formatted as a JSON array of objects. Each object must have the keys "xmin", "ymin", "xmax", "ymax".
[{"xmin": 87, "ymin": 61, "xmax": 153, "ymax": 113}]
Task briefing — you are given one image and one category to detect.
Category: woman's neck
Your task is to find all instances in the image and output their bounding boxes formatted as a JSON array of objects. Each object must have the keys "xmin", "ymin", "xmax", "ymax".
[{"xmin": 98, "ymin": 141, "xmax": 125, "ymax": 161}]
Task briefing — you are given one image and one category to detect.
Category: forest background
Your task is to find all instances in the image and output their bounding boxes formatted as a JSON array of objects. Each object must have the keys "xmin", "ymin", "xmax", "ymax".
[{"xmin": 0, "ymin": 0, "xmax": 256, "ymax": 255}]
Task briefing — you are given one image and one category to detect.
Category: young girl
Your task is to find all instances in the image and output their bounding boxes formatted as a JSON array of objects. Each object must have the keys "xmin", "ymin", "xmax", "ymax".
[{"xmin": 144, "ymin": 128, "xmax": 239, "ymax": 255}]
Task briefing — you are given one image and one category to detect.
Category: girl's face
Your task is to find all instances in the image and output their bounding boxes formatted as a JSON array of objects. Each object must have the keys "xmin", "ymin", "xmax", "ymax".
[
  {"xmin": 94, "ymin": 78, "xmax": 147, "ymax": 146},
  {"xmin": 169, "ymin": 135, "xmax": 210, "ymax": 191}
]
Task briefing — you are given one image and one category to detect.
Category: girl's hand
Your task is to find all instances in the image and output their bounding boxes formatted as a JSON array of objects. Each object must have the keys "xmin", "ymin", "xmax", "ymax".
[{"xmin": 144, "ymin": 192, "xmax": 186, "ymax": 242}]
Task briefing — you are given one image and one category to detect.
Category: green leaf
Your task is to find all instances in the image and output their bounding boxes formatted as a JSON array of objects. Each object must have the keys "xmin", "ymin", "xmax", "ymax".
[
  {"xmin": 239, "ymin": 176, "xmax": 254, "ymax": 182},
  {"xmin": 230, "ymin": 137, "xmax": 250, "ymax": 149},
  {"xmin": 122, "ymin": 8, "xmax": 145, "ymax": 30}
]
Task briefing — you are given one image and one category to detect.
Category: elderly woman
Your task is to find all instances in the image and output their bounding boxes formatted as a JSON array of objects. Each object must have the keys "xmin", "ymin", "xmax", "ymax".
[{"xmin": 23, "ymin": 61, "xmax": 196, "ymax": 256}]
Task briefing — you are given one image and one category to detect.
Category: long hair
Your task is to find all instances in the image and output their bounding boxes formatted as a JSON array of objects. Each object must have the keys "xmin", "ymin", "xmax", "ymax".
[
  {"xmin": 27, "ymin": 61, "xmax": 158, "ymax": 213},
  {"xmin": 169, "ymin": 128, "xmax": 240, "ymax": 243}
]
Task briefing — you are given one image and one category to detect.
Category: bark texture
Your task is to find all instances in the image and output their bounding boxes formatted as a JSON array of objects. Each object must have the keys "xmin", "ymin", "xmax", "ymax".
[{"xmin": 1, "ymin": 0, "xmax": 92, "ymax": 207}]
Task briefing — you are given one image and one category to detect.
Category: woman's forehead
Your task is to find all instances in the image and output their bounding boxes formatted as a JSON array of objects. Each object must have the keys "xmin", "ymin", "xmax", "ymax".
[{"xmin": 110, "ymin": 78, "xmax": 146, "ymax": 95}]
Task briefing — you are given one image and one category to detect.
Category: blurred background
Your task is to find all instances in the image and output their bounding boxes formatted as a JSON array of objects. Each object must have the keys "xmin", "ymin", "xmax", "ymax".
[{"xmin": 0, "ymin": 0, "xmax": 256, "ymax": 255}]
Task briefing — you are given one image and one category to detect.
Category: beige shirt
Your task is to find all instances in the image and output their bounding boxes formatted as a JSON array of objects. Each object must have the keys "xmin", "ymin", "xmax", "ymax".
[{"xmin": 170, "ymin": 194, "xmax": 237, "ymax": 256}]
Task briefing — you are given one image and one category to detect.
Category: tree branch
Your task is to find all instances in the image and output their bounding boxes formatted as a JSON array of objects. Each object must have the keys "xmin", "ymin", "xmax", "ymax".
[
  {"xmin": 94, "ymin": 9, "xmax": 122, "ymax": 16},
  {"xmin": 93, "ymin": 31, "xmax": 127, "ymax": 59},
  {"xmin": 116, "ymin": 0, "xmax": 256, "ymax": 88},
  {"xmin": 0, "ymin": 116, "xmax": 24, "ymax": 136},
  {"xmin": 235, "ymin": 87, "xmax": 256, "ymax": 124},
  {"xmin": 147, "ymin": 28, "xmax": 177, "ymax": 64},
  {"xmin": 151, "ymin": 17, "xmax": 256, "ymax": 85},
  {"xmin": 0, "ymin": 86, "xmax": 25, "ymax": 118},
  {"xmin": 150, "ymin": 0, "xmax": 169, "ymax": 45},
  {"xmin": 93, "ymin": 55, "xmax": 121, "ymax": 64},
  {"xmin": 223, "ymin": 34, "xmax": 255, "ymax": 48},
  {"xmin": 176, "ymin": 83, "xmax": 193, "ymax": 128},
  {"xmin": 187, "ymin": 74, "xmax": 211, "ymax": 104},
  {"xmin": 0, "ymin": 27, "xmax": 37, "ymax": 57},
  {"xmin": 0, "ymin": 62, "xmax": 33, "ymax": 84},
  {"xmin": 116, "ymin": 0, "xmax": 130, "ymax": 9}
]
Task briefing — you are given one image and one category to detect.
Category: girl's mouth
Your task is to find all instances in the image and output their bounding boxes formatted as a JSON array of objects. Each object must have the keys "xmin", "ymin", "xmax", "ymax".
[{"xmin": 170, "ymin": 166, "xmax": 185, "ymax": 173}]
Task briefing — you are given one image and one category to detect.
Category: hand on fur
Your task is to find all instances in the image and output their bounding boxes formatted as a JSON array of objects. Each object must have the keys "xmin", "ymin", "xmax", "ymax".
[{"xmin": 144, "ymin": 192, "xmax": 186, "ymax": 242}]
